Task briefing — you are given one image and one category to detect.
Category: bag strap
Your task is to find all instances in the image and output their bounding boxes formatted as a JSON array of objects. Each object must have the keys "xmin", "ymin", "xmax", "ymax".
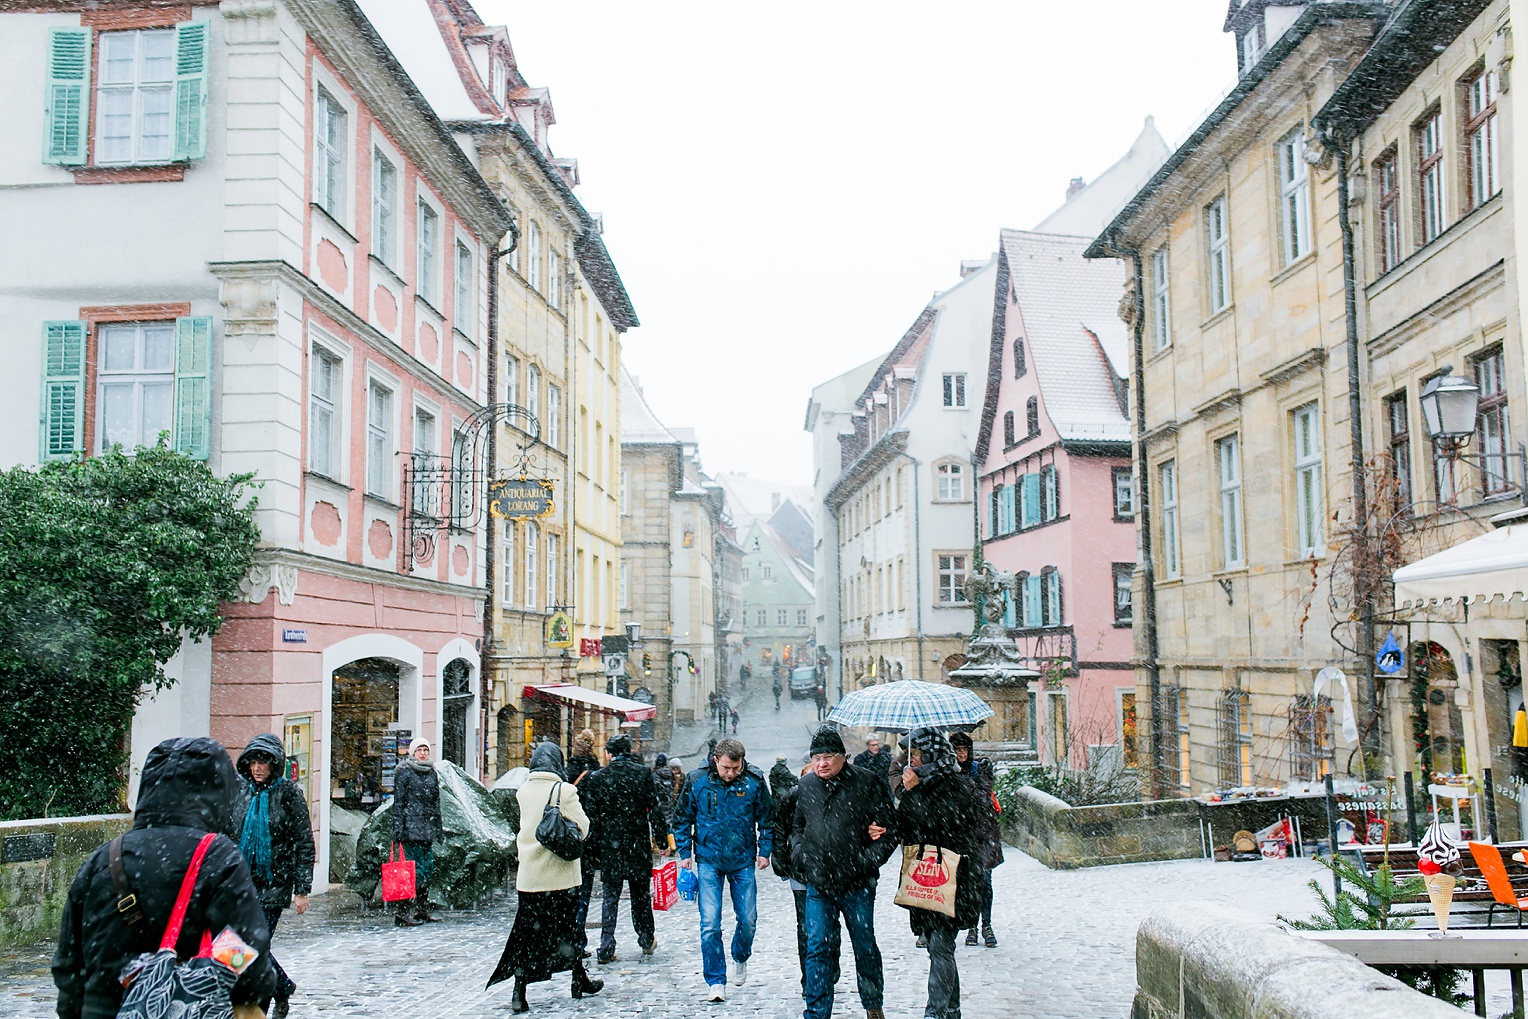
[
  {"xmin": 159, "ymin": 832, "xmax": 218, "ymax": 953},
  {"xmin": 107, "ymin": 837, "xmax": 144, "ymax": 930}
]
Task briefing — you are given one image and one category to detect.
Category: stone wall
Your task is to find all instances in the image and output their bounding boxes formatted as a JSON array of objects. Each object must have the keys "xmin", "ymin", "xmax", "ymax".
[
  {"xmin": 0, "ymin": 814, "xmax": 131, "ymax": 947},
  {"xmin": 1002, "ymin": 785, "xmax": 1336, "ymax": 869},
  {"xmin": 1131, "ymin": 901, "xmax": 1460, "ymax": 1018}
]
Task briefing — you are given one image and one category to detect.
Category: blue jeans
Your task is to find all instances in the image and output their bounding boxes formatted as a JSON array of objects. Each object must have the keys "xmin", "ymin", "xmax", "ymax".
[
  {"xmin": 804, "ymin": 883, "xmax": 882, "ymax": 1019},
  {"xmin": 696, "ymin": 861, "xmax": 756, "ymax": 987}
]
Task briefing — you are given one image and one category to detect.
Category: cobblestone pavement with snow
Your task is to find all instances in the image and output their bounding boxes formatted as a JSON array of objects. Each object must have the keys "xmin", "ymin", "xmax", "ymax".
[{"xmin": 0, "ymin": 688, "xmax": 1459, "ymax": 1017}]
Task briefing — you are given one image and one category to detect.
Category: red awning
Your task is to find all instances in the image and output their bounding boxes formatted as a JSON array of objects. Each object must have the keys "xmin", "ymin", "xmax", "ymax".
[{"xmin": 523, "ymin": 684, "xmax": 657, "ymax": 722}]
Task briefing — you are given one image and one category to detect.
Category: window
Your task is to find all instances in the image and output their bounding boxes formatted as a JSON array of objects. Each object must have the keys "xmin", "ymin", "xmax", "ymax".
[
  {"xmin": 777, "ymin": 609, "xmax": 788, "ymax": 626},
  {"xmin": 1466, "ymin": 67, "xmax": 1500, "ymax": 209},
  {"xmin": 756, "ymin": 608, "xmax": 766, "ymax": 627},
  {"xmin": 1112, "ymin": 563, "xmax": 1133, "ymax": 625},
  {"xmin": 1206, "ymin": 195, "xmax": 1231, "ymax": 314},
  {"xmin": 417, "ymin": 201, "xmax": 440, "ymax": 305},
  {"xmin": 1013, "ymin": 339, "xmax": 1027, "ymax": 377},
  {"xmin": 1003, "ymin": 411, "xmax": 1015, "ymax": 446},
  {"xmin": 547, "ymin": 248, "xmax": 561, "ymax": 309},
  {"xmin": 97, "ymin": 321, "xmax": 174, "ymax": 450},
  {"xmin": 1289, "ymin": 694, "xmax": 1333, "ymax": 780},
  {"xmin": 501, "ymin": 529, "xmax": 515, "ymax": 606},
  {"xmin": 999, "ymin": 484, "xmax": 1017, "ymax": 536},
  {"xmin": 762, "ymin": 562, "xmax": 773, "ymax": 579},
  {"xmin": 1120, "ymin": 692, "xmax": 1138, "ymax": 769},
  {"xmin": 372, "ymin": 151, "xmax": 397, "ymax": 265},
  {"xmin": 546, "ymin": 385, "xmax": 561, "ymax": 450},
  {"xmin": 454, "ymin": 241, "xmax": 475, "ymax": 338},
  {"xmin": 97, "ymin": 29, "xmax": 174, "ymax": 165},
  {"xmin": 741, "ymin": 566, "xmax": 750, "ymax": 581},
  {"xmin": 313, "ymin": 87, "xmax": 346, "ymax": 218},
  {"xmin": 1040, "ymin": 465, "xmax": 1058, "ymax": 522},
  {"xmin": 935, "ymin": 461, "xmax": 964, "ymax": 501},
  {"xmin": 1173, "ymin": 688, "xmax": 1191, "ymax": 787},
  {"xmin": 619, "ymin": 561, "xmax": 628, "ymax": 609},
  {"xmin": 546, "ymin": 533, "xmax": 559, "ymax": 607},
  {"xmin": 1475, "ymin": 347, "xmax": 1512, "ymax": 496},
  {"xmin": 1151, "ymin": 247, "xmax": 1171, "ymax": 351},
  {"xmin": 411, "ymin": 407, "xmax": 436, "ymax": 516},
  {"xmin": 1217, "ymin": 690, "xmax": 1252, "ymax": 788},
  {"xmin": 1293, "ymin": 403, "xmax": 1324, "ymax": 557},
  {"xmin": 1217, "ymin": 435, "xmax": 1243, "ymax": 568},
  {"xmin": 1040, "ymin": 566, "xmax": 1062, "ymax": 626},
  {"xmin": 503, "ymin": 355, "xmax": 518, "ymax": 407},
  {"xmin": 1160, "ymin": 461, "xmax": 1180, "ymax": 579},
  {"xmin": 942, "ymin": 373, "xmax": 966, "ymax": 408},
  {"xmin": 1112, "ymin": 467, "xmax": 1134, "ymax": 520},
  {"xmin": 450, "ymin": 427, "xmax": 469, "ymax": 523},
  {"xmin": 1026, "ymin": 396, "xmax": 1040, "ymax": 438},
  {"xmin": 620, "ymin": 469, "xmax": 629, "ymax": 515},
  {"xmin": 1019, "ymin": 472, "xmax": 1040, "ymax": 529},
  {"xmin": 309, "ymin": 347, "xmax": 341, "ymax": 477},
  {"xmin": 524, "ymin": 522, "xmax": 539, "ymax": 609},
  {"xmin": 1375, "ymin": 147, "xmax": 1400, "ymax": 274},
  {"xmin": 1415, "ymin": 107, "xmax": 1444, "ymax": 246},
  {"xmin": 1240, "ymin": 23, "xmax": 1263, "ymax": 73},
  {"xmin": 936, "ymin": 554, "xmax": 968, "ymax": 604},
  {"xmin": 1386, "ymin": 391, "xmax": 1412, "ymax": 514},
  {"xmin": 526, "ymin": 222, "xmax": 541, "ymax": 292},
  {"xmin": 365, "ymin": 379, "xmax": 394, "ymax": 498},
  {"xmin": 527, "ymin": 364, "xmax": 541, "ymax": 424},
  {"xmin": 797, "ymin": 609, "xmax": 808, "ymax": 626},
  {"xmin": 1277, "ymin": 129, "xmax": 1311, "ymax": 265}
]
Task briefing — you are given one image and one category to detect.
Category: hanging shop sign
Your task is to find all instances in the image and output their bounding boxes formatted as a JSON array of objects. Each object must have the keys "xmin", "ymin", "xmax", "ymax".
[
  {"xmin": 1376, "ymin": 632, "xmax": 1406, "ymax": 675},
  {"xmin": 545, "ymin": 610, "xmax": 574, "ymax": 649},
  {"xmin": 489, "ymin": 476, "xmax": 555, "ymax": 520}
]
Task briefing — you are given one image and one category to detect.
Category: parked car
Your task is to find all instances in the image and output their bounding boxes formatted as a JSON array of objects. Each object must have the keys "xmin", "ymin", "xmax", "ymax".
[{"xmin": 789, "ymin": 666, "xmax": 818, "ymax": 700}]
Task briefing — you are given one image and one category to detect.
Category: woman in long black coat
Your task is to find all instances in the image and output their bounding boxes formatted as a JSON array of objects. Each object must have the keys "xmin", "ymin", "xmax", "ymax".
[
  {"xmin": 391, "ymin": 737, "xmax": 443, "ymax": 926},
  {"xmin": 895, "ymin": 729, "xmax": 989, "ymax": 1019},
  {"xmin": 236, "ymin": 733, "xmax": 314, "ymax": 1018}
]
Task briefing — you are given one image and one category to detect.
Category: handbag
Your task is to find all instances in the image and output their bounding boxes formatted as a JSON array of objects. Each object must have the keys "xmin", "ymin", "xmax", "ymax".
[
  {"xmin": 381, "ymin": 843, "xmax": 416, "ymax": 903},
  {"xmin": 535, "ymin": 781, "xmax": 584, "ymax": 861},
  {"xmin": 893, "ymin": 843, "xmax": 960, "ymax": 918},
  {"xmin": 115, "ymin": 832, "xmax": 242, "ymax": 1019}
]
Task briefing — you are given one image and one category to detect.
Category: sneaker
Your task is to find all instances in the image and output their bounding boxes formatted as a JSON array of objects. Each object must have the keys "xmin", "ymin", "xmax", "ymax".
[
  {"xmin": 707, "ymin": 985, "xmax": 726, "ymax": 1002},
  {"xmin": 984, "ymin": 924, "xmax": 998, "ymax": 948},
  {"xmin": 965, "ymin": 928, "xmax": 978, "ymax": 946},
  {"xmin": 641, "ymin": 939, "xmax": 657, "ymax": 957},
  {"xmin": 596, "ymin": 952, "xmax": 615, "ymax": 965},
  {"xmin": 914, "ymin": 934, "xmax": 926, "ymax": 948},
  {"xmin": 732, "ymin": 959, "xmax": 748, "ymax": 985}
]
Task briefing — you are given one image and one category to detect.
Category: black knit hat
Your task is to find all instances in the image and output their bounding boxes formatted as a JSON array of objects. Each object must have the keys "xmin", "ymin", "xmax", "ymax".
[
  {"xmin": 949, "ymin": 731, "xmax": 974, "ymax": 750},
  {"xmin": 809, "ymin": 725, "xmax": 846, "ymax": 756},
  {"xmin": 606, "ymin": 734, "xmax": 634, "ymax": 755}
]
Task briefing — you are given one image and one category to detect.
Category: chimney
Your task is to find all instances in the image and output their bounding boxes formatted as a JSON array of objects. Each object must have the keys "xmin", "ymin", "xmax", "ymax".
[{"xmin": 1066, "ymin": 177, "xmax": 1087, "ymax": 201}]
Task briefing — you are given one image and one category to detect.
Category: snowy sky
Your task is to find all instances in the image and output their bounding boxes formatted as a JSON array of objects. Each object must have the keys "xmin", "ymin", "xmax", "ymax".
[{"xmin": 476, "ymin": 0, "xmax": 1237, "ymax": 487}]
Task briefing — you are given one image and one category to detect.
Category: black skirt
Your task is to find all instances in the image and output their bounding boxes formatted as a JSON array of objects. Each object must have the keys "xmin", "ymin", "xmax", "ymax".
[{"xmin": 486, "ymin": 886, "xmax": 581, "ymax": 989}]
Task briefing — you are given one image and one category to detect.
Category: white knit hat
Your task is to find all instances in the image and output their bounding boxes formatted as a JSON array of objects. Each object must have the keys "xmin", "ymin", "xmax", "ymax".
[{"xmin": 408, "ymin": 737, "xmax": 431, "ymax": 755}]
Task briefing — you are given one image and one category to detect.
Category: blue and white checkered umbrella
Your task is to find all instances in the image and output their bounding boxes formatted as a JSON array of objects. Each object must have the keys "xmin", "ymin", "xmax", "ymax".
[{"xmin": 826, "ymin": 680, "xmax": 994, "ymax": 732}]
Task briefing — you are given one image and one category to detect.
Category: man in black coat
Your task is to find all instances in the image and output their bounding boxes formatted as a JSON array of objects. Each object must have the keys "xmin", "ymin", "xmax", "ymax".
[
  {"xmin": 790, "ymin": 725, "xmax": 898, "ymax": 1019},
  {"xmin": 949, "ymin": 731, "xmax": 1002, "ymax": 948},
  {"xmin": 53, "ymin": 736, "xmax": 276, "ymax": 1019},
  {"xmin": 852, "ymin": 736, "xmax": 894, "ymax": 790},
  {"xmin": 582, "ymin": 734, "xmax": 666, "ymax": 963},
  {"xmin": 236, "ymin": 733, "xmax": 314, "ymax": 1018}
]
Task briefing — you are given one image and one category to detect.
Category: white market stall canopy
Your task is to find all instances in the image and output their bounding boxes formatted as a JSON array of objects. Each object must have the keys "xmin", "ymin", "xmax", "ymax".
[
  {"xmin": 523, "ymin": 683, "xmax": 657, "ymax": 721},
  {"xmin": 1393, "ymin": 523, "xmax": 1528, "ymax": 609}
]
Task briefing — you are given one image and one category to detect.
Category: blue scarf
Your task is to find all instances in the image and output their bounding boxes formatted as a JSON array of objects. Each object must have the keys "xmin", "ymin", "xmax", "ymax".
[{"xmin": 239, "ymin": 781, "xmax": 275, "ymax": 883}]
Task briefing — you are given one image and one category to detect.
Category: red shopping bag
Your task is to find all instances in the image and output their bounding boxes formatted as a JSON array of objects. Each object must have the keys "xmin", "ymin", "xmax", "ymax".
[
  {"xmin": 651, "ymin": 860, "xmax": 678, "ymax": 912},
  {"xmin": 382, "ymin": 843, "xmax": 416, "ymax": 903}
]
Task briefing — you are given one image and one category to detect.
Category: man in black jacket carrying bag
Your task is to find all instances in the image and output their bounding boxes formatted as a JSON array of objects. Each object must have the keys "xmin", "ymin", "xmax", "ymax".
[
  {"xmin": 582, "ymin": 734, "xmax": 666, "ymax": 963},
  {"xmin": 790, "ymin": 725, "xmax": 898, "ymax": 1019}
]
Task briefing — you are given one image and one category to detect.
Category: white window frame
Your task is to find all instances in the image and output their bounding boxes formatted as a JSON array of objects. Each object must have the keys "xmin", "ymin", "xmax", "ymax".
[
  {"xmin": 546, "ymin": 532, "xmax": 559, "ymax": 608},
  {"xmin": 503, "ymin": 355, "xmax": 518, "ymax": 407},
  {"xmin": 309, "ymin": 344, "xmax": 342, "ymax": 478},
  {"xmin": 1467, "ymin": 67, "xmax": 1501, "ymax": 209},
  {"xmin": 96, "ymin": 29, "xmax": 175, "ymax": 166},
  {"xmin": 372, "ymin": 148, "xmax": 398, "ymax": 266},
  {"xmin": 501, "ymin": 527, "xmax": 516, "ymax": 606},
  {"xmin": 547, "ymin": 247, "xmax": 561, "ymax": 309},
  {"xmin": 454, "ymin": 239, "xmax": 475, "ymax": 339},
  {"xmin": 1160, "ymin": 460, "xmax": 1180, "ymax": 580},
  {"xmin": 527, "ymin": 364, "xmax": 541, "ymax": 429},
  {"xmin": 936, "ymin": 553, "xmax": 969, "ymax": 605},
  {"xmin": 365, "ymin": 376, "xmax": 396, "ymax": 500},
  {"xmin": 96, "ymin": 320, "xmax": 175, "ymax": 451},
  {"xmin": 527, "ymin": 222, "xmax": 541, "ymax": 293},
  {"xmin": 411, "ymin": 404, "xmax": 437, "ymax": 517},
  {"xmin": 797, "ymin": 609, "xmax": 808, "ymax": 627},
  {"xmin": 935, "ymin": 460, "xmax": 965, "ymax": 501},
  {"xmin": 417, "ymin": 197, "xmax": 441, "ymax": 306},
  {"xmin": 619, "ymin": 561, "xmax": 629, "ymax": 609},
  {"xmin": 1417, "ymin": 108, "xmax": 1445, "ymax": 245},
  {"xmin": 525, "ymin": 521, "xmax": 539, "ymax": 610},
  {"xmin": 1206, "ymin": 195, "xmax": 1231, "ymax": 314},
  {"xmin": 941, "ymin": 373, "xmax": 967, "ymax": 408},
  {"xmin": 1151, "ymin": 246, "xmax": 1171, "ymax": 351},
  {"xmin": 1277, "ymin": 129, "xmax": 1312, "ymax": 266},
  {"xmin": 313, "ymin": 85, "xmax": 348, "ymax": 221},
  {"xmin": 1293, "ymin": 403, "xmax": 1324, "ymax": 558},
  {"xmin": 1217, "ymin": 434, "xmax": 1244, "ymax": 569},
  {"xmin": 547, "ymin": 385, "xmax": 562, "ymax": 450},
  {"xmin": 620, "ymin": 468, "xmax": 629, "ymax": 515}
]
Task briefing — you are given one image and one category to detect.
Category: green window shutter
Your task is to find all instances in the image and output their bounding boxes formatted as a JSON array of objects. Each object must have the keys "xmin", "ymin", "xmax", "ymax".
[
  {"xmin": 1021, "ymin": 473, "xmax": 1041, "ymax": 528},
  {"xmin": 1023, "ymin": 575, "xmax": 1042, "ymax": 627},
  {"xmin": 40, "ymin": 320, "xmax": 86, "ymax": 461},
  {"xmin": 171, "ymin": 21, "xmax": 209, "ymax": 161},
  {"xmin": 43, "ymin": 27, "xmax": 91, "ymax": 165},
  {"xmin": 173, "ymin": 316, "xmax": 213, "ymax": 458}
]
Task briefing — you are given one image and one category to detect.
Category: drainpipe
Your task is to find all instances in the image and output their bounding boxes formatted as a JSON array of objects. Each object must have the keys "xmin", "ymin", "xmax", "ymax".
[
  {"xmin": 1335, "ymin": 144, "xmax": 1379, "ymax": 772},
  {"xmin": 482, "ymin": 242, "xmax": 511, "ymax": 780},
  {"xmin": 896, "ymin": 450, "xmax": 926, "ymax": 681}
]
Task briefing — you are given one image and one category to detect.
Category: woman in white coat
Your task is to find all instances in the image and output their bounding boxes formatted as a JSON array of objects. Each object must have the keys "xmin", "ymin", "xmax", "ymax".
[{"xmin": 487, "ymin": 741, "xmax": 605, "ymax": 1012}]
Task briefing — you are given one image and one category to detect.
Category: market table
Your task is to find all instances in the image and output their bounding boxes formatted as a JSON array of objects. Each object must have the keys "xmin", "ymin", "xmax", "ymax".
[{"xmin": 1294, "ymin": 929, "xmax": 1528, "ymax": 1017}]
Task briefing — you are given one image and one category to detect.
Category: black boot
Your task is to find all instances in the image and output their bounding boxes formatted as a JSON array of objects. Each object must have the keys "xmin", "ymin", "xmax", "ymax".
[
  {"xmin": 414, "ymin": 882, "xmax": 439, "ymax": 923},
  {"xmin": 394, "ymin": 899, "xmax": 423, "ymax": 927},
  {"xmin": 270, "ymin": 998, "xmax": 290, "ymax": 1019},
  {"xmin": 572, "ymin": 960, "xmax": 603, "ymax": 999},
  {"xmin": 510, "ymin": 976, "xmax": 529, "ymax": 1013}
]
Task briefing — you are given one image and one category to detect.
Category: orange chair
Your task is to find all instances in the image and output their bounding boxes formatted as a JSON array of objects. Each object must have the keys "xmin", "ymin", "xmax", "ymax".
[{"xmin": 1468, "ymin": 841, "xmax": 1528, "ymax": 928}]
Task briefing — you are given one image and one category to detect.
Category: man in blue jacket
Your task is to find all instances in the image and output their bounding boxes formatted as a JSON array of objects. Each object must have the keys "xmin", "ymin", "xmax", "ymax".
[{"xmin": 672, "ymin": 737, "xmax": 772, "ymax": 1003}]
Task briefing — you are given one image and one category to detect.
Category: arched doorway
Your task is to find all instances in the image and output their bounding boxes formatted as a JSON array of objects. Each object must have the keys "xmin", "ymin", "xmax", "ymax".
[
  {"xmin": 631, "ymin": 687, "xmax": 656, "ymax": 743},
  {"xmin": 1410, "ymin": 641, "xmax": 1466, "ymax": 781},
  {"xmin": 441, "ymin": 659, "xmax": 473, "ymax": 769},
  {"xmin": 330, "ymin": 658, "xmax": 400, "ymax": 813}
]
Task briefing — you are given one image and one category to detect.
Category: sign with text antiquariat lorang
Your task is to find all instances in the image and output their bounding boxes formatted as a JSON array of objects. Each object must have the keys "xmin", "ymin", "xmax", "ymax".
[{"xmin": 488, "ymin": 476, "xmax": 555, "ymax": 520}]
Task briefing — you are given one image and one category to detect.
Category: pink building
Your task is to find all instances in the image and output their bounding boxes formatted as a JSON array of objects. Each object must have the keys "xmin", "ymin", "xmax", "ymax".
[{"xmin": 973, "ymin": 230, "xmax": 1138, "ymax": 769}]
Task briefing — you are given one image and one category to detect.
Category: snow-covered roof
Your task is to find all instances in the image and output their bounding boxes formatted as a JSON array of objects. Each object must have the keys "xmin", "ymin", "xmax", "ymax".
[
  {"xmin": 620, "ymin": 369, "xmax": 679, "ymax": 444},
  {"xmin": 716, "ymin": 472, "xmax": 812, "ymax": 523},
  {"xmin": 1002, "ymin": 230, "xmax": 1130, "ymax": 444},
  {"xmin": 355, "ymin": 0, "xmax": 491, "ymax": 123},
  {"xmin": 744, "ymin": 520, "xmax": 815, "ymax": 598},
  {"xmin": 1032, "ymin": 118, "xmax": 1170, "ymax": 238}
]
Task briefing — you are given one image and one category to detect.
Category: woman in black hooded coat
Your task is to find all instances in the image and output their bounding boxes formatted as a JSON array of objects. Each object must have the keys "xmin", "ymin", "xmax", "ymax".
[
  {"xmin": 53, "ymin": 737, "xmax": 275, "ymax": 1019},
  {"xmin": 895, "ymin": 728, "xmax": 989, "ymax": 1019}
]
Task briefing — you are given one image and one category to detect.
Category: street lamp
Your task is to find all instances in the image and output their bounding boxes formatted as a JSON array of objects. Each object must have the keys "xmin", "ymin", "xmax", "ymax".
[{"xmin": 1418, "ymin": 366, "xmax": 1480, "ymax": 447}]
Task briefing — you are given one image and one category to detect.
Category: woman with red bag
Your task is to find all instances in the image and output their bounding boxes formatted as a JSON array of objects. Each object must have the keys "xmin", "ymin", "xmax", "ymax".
[{"xmin": 390, "ymin": 738, "xmax": 442, "ymax": 927}]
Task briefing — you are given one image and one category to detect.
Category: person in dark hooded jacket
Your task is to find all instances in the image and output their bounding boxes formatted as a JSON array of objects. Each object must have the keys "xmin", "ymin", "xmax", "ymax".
[
  {"xmin": 895, "ymin": 729, "xmax": 990, "ymax": 1019},
  {"xmin": 53, "ymin": 736, "xmax": 276, "ymax": 1019},
  {"xmin": 582, "ymin": 734, "xmax": 666, "ymax": 962},
  {"xmin": 391, "ymin": 737, "xmax": 443, "ymax": 926},
  {"xmin": 235, "ymin": 733, "xmax": 314, "ymax": 1018},
  {"xmin": 948, "ymin": 731, "xmax": 1001, "ymax": 948}
]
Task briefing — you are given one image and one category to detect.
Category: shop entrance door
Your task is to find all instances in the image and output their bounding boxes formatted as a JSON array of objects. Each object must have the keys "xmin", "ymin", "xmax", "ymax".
[
  {"xmin": 330, "ymin": 658, "xmax": 400, "ymax": 813},
  {"xmin": 442, "ymin": 659, "xmax": 473, "ymax": 769}
]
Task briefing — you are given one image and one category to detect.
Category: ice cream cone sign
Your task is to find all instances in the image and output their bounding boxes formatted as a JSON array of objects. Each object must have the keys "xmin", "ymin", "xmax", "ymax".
[{"xmin": 1418, "ymin": 817, "xmax": 1465, "ymax": 933}]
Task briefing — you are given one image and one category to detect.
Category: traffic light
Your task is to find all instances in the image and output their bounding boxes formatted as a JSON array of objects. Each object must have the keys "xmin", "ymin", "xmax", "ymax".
[{"xmin": 643, "ymin": 652, "xmax": 652, "ymax": 677}]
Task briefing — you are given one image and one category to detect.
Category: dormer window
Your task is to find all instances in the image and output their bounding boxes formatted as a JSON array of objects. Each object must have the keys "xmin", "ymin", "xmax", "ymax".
[
  {"xmin": 1240, "ymin": 25, "xmax": 1264, "ymax": 74},
  {"xmin": 490, "ymin": 53, "xmax": 507, "ymax": 107}
]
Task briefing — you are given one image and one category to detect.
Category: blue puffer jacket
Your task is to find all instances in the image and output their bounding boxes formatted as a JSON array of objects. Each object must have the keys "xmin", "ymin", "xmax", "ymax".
[{"xmin": 672, "ymin": 761, "xmax": 773, "ymax": 872}]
